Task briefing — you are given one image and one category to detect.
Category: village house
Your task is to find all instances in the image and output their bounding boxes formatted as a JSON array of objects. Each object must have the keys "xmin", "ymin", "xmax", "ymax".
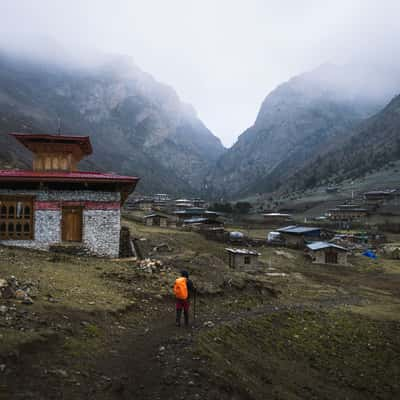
[
  {"xmin": 0, "ymin": 133, "xmax": 138, "ymax": 257},
  {"xmin": 183, "ymin": 217, "xmax": 224, "ymax": 229},
  {"xmin": 364, "ymin": 190, "xmax": 397, "ymax": 207},
  {"xmin": 262, "ymin": 212, "xmax": 292, "ymax": 224},
  {"xmin": 328, "ymin": 204, "xmax": 368, "ymax": 221},
  {"xmin": 192, "ymin": 198, "xmax": 206, "ymax": 208},
  {"xmin": 276, "ymin": 225, "xmax": 322, "ymax": 249},
  {"xmin": 225, "ymin": 248, "xmax": 260, "ymax": 269},
  {"xmin": 133, "ymin": 198, "xmax": 154, "ymax": 211},
  {"xmin": 143, "ymin": 213, "xmax": 168, "ymax": 227},
  {"xmin": 175, "ymin": 208, "xmax": 218, "ymax": 224},
  {"xmin": 152, "ymin": 193, "xmax": 171, "ymax": 210},
  {"xmin": 306, "ymin": 241, "xmax": 348, "ymax": 265},
  {"xmin": 175, "ymin": 198, "xmax": 194, "ymax": 209}
]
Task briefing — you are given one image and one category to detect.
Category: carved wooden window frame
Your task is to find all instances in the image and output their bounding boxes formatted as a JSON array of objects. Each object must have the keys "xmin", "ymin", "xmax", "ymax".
[{"xmin": 0, "ymin": 196, "xmax": 34, "ymax": 240}]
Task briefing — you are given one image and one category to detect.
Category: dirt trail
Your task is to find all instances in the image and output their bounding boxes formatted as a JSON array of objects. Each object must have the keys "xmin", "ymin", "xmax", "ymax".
[{"xmin": 1, "ymin": 293, "xmax": 364, "ymax": 400}]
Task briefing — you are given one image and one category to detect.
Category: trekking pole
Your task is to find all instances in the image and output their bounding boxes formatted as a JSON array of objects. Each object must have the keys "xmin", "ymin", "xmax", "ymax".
[{"xmin": 193, "ymin": 290, "xmax": 197, "ymax": 325}]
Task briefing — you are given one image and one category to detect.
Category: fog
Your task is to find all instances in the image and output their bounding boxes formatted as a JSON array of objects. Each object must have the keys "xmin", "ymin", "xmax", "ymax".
[{"xmin": 1, "ymin": 0, "xmax": 400, "ymax": 146}]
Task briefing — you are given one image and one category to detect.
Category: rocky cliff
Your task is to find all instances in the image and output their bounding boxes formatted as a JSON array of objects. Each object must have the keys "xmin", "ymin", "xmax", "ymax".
[
  {"xmin": 0, "ymin": 52, "xmax": 224, "ymax": 195},
  {"xmin": 206, "ymin": 64, "xmax": 400, "ymax": 199},
  {"xmin": 283, "ymin": 92, "xmax": 400, "ymax": 192}
]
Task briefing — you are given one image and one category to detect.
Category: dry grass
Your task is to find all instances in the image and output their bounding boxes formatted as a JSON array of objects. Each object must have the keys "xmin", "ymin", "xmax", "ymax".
[{"xmin": 0, "ymin": 247, "xmax": 131, "ymax": 312}]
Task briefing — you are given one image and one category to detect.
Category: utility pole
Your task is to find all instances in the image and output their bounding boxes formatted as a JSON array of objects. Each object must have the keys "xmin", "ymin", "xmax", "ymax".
[{"xmin": 57, "ymin": 117, "xmax": 61, "ymax": 135}]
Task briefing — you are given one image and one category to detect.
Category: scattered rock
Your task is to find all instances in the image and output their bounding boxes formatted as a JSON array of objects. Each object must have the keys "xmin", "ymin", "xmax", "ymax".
[
  {"xmin": 22, "ymin": 297, "xmax": 34, "ymax": 305},
  {"xmin": 15, "ymin": 289, "xmax": 27, "ymax": 300},
  {"xmin": 0, "ymin": 305, "xmax": 8, "ymax": 314},
  {"xmin": 203, "ymin": 321, "xmax": 215, "ymax": 328},
  {"xmin": 0, "ymin": 285, "xmax": 15, "ymax": 299},
  {"xmin": 51, "ymin": 369, "xmax": 68, "ymax": 378},
  {"xmin": 274, "ymin": 250, "xmax": 295, "ymax": 259},
  {"xmin": 136, "ymin": 258, "xmax": 166, "ymax": 274},
  {"xmin": 0, "ymin": 276, "xmax": 39, "ymax": 301},
  {"xmin": 152, "ymin": 243, "xmax": 172, "ymax": 253}
]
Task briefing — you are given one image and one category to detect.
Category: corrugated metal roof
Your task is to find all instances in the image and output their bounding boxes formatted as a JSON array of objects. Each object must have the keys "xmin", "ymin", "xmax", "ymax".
[
  {"xmin": 307, "ymin": 241, "xmax": 347, "ymax": 251},
  {"xmin": 183, "ymin": 217, "xmax": 213, "ymax": 224},
  {"xmin": 263, "ymin": 213, "xmax": 291, "ymax": 217},
  {"xmin": 225, "ymin": 248, "xmax": 260, "ymax": 256},
  {"xmin": 175, "ymin": 209, "xmax": 217, "ymax": 215},
  {"xmin": 144, "ymin": 214, "xmax": 168, "ymax": 219},
  {"xmin": 277, "ymin": 225, "xmax": 320, "ymax": 234}
]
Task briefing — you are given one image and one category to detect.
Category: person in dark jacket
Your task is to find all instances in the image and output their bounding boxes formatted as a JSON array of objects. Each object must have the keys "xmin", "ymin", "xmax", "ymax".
[{"xmin": 174, "ymin": 270, "xmax": 195, "ymax": 327}]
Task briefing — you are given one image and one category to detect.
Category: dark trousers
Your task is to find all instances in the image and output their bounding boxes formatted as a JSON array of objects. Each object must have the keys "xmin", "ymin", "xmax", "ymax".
[{"xmin": 176, "ymin": 299, "xmax": 190, "ymax": 326}]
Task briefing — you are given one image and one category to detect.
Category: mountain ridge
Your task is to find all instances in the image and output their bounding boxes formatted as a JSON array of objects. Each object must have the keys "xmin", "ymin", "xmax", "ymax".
[
  {"xmin": 206, "ymin": 63, "xmax": 400, "ymax": 199},
  {"xmin": 0, "ymin": 50, "xmax": 224, "ymax": 195}
]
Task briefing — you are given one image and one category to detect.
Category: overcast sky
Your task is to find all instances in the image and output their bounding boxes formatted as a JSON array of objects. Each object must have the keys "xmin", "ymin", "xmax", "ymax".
[{"xmin": 1, "ymin": 0, "xmax": 399, "ymax": 146}]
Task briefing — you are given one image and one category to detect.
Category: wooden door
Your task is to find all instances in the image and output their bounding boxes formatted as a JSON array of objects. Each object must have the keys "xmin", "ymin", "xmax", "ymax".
[
  {"xmin": 62, "ymin": 207, "xmax": 82, "ymax": 242},
  {"xmin": 325, "ymin": 249, "xmax": 338, "ymax": 264}
]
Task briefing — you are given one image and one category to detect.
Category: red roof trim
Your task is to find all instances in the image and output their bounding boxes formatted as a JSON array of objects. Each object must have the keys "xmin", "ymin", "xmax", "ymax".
[{"xmin": 0, "ymin": 170, "xmax": 139, "ymax": 184}]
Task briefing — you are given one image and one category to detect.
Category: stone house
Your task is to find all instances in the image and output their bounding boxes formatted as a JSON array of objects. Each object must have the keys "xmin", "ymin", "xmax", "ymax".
[
  {"xmin": 175, "ymin": 208, "xmax": 218, "ymax": 224},
  {"xmin": 134, "ymin": 199, "xmax": 154, "ymax": 211},
  {"xmin": 175, "ymin": 199, "xmax": 193, "ymax": 209},
  {"xmin": 225, "ymin": 248, "xmax": 260, "ymax": 269},
  {"xmin": 277, "ymin": 225, "xmax": 321, "ymax": 249},
  {"xmin": 328, "ymin": 205, "xmax": 368, "ymax": 221},
  {"xmin": 143, "ymin": 213, "xmax": 168, "ymax": 227},
  {"xmin": 306, "ymin": 242, "xmax": 348, "ymax": 265},
  {"xmin": 262, "ymin": 213, "xmax": 292, "ymax": 225},
  {"xmin": 364, "ymin": 190, "xmax": 396, "ymax": 206},
  {"xmin": 0, "ymin": 133, "xmax": 139, "ymax": 257}
]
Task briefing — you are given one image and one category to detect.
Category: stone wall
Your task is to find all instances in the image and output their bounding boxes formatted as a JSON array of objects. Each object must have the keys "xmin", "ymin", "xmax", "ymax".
[
  {"xmin": 228, "ymin": 254, "xmax": 259, "ymax": 269},
  {"xmin": 0, "ymin": 189, "xmax": 121, "ymax": 257},
  {"xmin": 312, "ymin": 249, "xmax": 348, "ymax": 265},
  {"xmin": 83, "ymin": 209, "xmax": 120, "ymax": 257}
]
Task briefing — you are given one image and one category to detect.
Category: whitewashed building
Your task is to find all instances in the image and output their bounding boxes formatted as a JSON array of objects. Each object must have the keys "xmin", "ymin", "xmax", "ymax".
[{"xmin": 0, "ymin": 133, "xmax": 139, "ymax": 257}]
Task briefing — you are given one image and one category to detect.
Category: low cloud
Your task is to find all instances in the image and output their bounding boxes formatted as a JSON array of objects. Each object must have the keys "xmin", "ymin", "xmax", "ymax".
[{"xmin": 1, "ymin": 0, "xmax": 399, "ymax": 146}]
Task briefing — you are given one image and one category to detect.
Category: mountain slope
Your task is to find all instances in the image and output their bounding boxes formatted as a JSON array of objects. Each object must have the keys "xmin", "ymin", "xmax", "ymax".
[
  {"xmin": 283, "ymin": 93, "xmax": 400, "ymax": 192},
  {"xmin": 0, "ymin": 51, "xmax": 224, "ymax": 194},
  {"xmin": 206, "ymin": 64, "xmax": 400, "ymax": 199}
]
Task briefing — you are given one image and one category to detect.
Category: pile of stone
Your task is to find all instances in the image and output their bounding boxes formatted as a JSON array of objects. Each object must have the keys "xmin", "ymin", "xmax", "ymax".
[
  {"xmin": 136, "ymin": 258, "xmax": 170, "ymax": 274},
  {"xmin": 152, "ymin": 243, "xmax": 172, "ymax": 253},
  {"xmin": 0, "ymin": 276, "xmax": 37, "ymax": 304}
]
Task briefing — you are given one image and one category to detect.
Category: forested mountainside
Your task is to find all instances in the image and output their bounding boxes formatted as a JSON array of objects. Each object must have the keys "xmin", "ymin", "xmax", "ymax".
[
  {"xmin": 206, "ymin": 64, "xmax": 400, "ymax": 199},
  {"xmin": 281, "ymin": 93, "xmax": 400, "ymax": 192},
  {"xmin": 0, "ymin": 51, "xmax": 224, "ymax": 195}
]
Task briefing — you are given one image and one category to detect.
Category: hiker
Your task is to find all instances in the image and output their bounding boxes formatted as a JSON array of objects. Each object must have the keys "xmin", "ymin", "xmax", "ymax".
[{"xmin": 173, "ymin": 270, "xmax": 195, "ymax": 327}]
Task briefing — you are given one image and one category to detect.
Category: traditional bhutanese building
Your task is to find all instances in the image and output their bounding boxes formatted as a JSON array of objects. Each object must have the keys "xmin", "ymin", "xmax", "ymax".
[{"xmin": 0, "ymin": 133, "xmax": 139, "ymax": 257}]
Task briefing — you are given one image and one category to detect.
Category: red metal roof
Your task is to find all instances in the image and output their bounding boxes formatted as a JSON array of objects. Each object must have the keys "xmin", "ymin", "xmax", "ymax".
[
  {"xmin": 0, "ymin": 170, "xmax": 139, "ymax": 184},
  {"xmin": 11, "ymin": 133, "xmax": 93, "ymax": 155}
]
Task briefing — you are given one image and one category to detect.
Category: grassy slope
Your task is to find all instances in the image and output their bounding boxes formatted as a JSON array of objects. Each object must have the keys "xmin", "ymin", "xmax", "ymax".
[
  {"xmin": 1, "ymin": 218, "xmax": 400, "ymax": 399},
  {"xmin": 197, "ymin": 310, "xmax": 400, "ymax": 400}
]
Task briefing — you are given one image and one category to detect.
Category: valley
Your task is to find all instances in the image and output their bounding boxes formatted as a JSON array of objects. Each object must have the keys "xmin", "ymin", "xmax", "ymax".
[
  {"xmin": 1, "ymin": 54, "xmax": 400, "ymax": 200},
  {"xmin": 0, "ymin": 33, "xmax": 400, "ymax": 400},
  {"xmin": 1, "ymin": 217, "xmax": 400, "ymax": 399}
]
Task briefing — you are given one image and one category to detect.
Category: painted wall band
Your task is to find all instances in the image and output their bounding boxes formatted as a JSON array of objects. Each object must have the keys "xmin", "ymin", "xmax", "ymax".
[{"xmin": 35, "ymin": 201, "xmax": 120, "ymax": 210}]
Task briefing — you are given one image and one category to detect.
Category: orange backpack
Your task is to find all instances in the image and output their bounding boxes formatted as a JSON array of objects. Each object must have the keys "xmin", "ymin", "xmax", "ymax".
[{"xmin": 174, "ymin": 277, "xmax": 188, "ymax": 300}]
